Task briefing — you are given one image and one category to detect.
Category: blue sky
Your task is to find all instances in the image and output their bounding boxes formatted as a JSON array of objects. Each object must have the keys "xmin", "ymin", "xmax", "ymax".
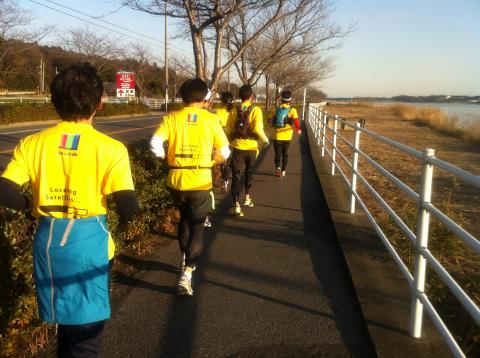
[{"xmin": 19, "ymin": 0, "xmax": 480, "ymax": 97}]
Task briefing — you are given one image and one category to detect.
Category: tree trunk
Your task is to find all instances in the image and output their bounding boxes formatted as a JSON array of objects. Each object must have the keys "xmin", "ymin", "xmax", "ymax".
[{"xmin": 265, "ymin": 73, "xmax": 270, "ymax": 111}]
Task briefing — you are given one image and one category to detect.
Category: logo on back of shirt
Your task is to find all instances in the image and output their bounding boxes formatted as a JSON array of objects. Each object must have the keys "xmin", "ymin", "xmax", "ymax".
[
  {"xmin": 59, "ymin": 134, "xmax": 80, "ymax": 150},
  {"xmin": 187, "ymin": 113, "xmax": 198, "ymax": 124}
]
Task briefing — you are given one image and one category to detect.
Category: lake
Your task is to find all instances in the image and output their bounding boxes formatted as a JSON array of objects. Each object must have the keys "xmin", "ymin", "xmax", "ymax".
[{"xmin": 377, "ymin": 101, "xmax": 480, "ymax": 125}]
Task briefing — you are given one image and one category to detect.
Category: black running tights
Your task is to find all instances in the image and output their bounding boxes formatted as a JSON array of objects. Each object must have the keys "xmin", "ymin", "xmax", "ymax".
[{"xmin": 273, "ymin": 140, "xmax": 291, "ymax": 171}]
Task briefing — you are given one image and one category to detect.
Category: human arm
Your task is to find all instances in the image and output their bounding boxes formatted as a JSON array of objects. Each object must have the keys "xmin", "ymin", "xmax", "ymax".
[
  {"xmin": 149, "ymin": 135, "xmax": 166, "ymax": 159},
  {"xmin": 290, "ymin": 108, "xmax": 301, "ymax": 135},
  {"xmin": 0, "ymin": 177, "xmax": 32, "ymax": 211},
  {"xmin": 111, "ymin": 190, "xmax": 140, "ymax": 224},
  {"xmin": 252, "ymin": 107, "xmax": 269, "ymax": 144},
  {"xmin": 213, "ymin": 120, "xmax": 231, "ymax": 163}
]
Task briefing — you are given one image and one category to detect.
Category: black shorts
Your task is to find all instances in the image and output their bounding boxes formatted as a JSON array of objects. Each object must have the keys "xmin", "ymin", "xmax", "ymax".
[{"xmin": 168, "ymin": 189, "xmax": 213, "ymax": 220}]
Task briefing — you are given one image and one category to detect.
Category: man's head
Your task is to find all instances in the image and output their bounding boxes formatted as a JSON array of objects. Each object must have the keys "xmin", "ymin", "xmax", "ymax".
[
  {"xmin": 179, "ymin": 78, "xmax": 209, "ymax": 105},
  {"xmin": 280, "ymin": 90, "xmax": 292, "ymax": 103},
  {"xmin": 239, "ymin": 85, "xmax": 253, "ymax": 102},
  {"xmin": 50, "ymin": 64, "xmax": 104, "ymax": 121}
]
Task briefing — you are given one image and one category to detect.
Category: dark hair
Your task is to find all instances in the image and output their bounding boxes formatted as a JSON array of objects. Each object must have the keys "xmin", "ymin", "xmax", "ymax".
[
  {"xmin": 50, "ymin": 64, "xmax": 104, "ymax": 121},
  {"xmin": 179, "ymin": 78, "xmax": 208, "ymax": 104},
  {"xmin": 220, "ymin": 91, "xmax": 234, "ymax": 111},
  {"xmin": 239, "ymin": 85, "xmax": 253, "ymax": 102},
  {"xmin": 280, "ymin": 89, "xmax": 292, "ymax": 103}
]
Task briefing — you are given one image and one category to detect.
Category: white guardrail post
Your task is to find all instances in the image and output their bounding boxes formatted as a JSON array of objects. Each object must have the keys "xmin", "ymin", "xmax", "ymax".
[
  {"xmin": 316, "ymin": 108, "xmax": 322, "ymax": 146},
  {"xmin": 350, "ymin": 123, "xmax": 361, "ymax": 213},
  {"xmin": 321, "ymin": 111, "xmax": 327, "ymax": 157},
  {"xmin": 331, "ymin": 115, "xmax": 338, "ymax": 175},
  {"xmin": 410, "ymin": 148, "xmax": 435, "ymax": 338}
]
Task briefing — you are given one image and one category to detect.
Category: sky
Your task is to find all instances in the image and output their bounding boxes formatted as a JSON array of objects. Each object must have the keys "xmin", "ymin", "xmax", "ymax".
[{"xmin": 18, "ymin": 0, "xmax": 480, "ymax": 98}]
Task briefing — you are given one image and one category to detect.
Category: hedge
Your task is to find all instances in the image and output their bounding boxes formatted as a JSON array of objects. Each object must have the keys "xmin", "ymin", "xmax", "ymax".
[
  {"xmin": 0, "ymin": 103, "xmax": 149, "ymax": 125},
  {"xmin": 0, "ymin": 140, "xmax": 174, "ymax": 357}
]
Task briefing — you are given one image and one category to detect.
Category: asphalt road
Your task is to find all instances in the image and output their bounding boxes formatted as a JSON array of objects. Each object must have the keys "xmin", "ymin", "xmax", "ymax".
[
  {"xmin": 100, "ymin": 129, "xmax": 376, "ymax": 357},
  {"xmin": 0, "ymin": 115, "xmax": 163, "ymax": 171}
]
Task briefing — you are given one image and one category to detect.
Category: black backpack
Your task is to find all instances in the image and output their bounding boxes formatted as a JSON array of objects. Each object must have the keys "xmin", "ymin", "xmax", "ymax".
[{"xmin": 233, "ymin": 105, "xmax": 257, "ymax": 139}]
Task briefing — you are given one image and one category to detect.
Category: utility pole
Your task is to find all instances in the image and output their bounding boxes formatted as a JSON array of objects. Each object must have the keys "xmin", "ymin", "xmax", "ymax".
[
  {"xmin": 39, "ymin": 59, "xmax": 45, "ymax": 94},
  {"xmin": 164, "ymin": 1, "xmax": 168, "ymax": 112}
]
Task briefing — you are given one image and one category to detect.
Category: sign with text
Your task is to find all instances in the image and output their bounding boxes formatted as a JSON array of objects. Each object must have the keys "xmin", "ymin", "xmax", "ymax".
[{"xmin": 116, "ymin": 72, "xmax": 136, "ymax": 97}]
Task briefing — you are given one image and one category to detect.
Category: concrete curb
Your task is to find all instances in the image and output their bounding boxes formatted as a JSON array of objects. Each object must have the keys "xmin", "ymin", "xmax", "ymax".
[
  {"xmin": 0, "ymin": 111, "xmax": 162, "ymax": 129},
  {"xmin": 304, "ymin": 120, "xmax": 451, "ymax": 357}
]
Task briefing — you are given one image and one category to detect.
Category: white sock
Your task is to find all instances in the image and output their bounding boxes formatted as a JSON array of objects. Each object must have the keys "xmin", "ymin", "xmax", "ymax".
[{"xmin": 184, "ymin": 271, "xmax": 192, "ymax": 280}]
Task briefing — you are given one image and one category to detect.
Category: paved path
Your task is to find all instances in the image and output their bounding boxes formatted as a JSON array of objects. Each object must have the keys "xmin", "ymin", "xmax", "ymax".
[{"xmin": 101, "ymin": 130, "xmax": 375, "ymax": 357}]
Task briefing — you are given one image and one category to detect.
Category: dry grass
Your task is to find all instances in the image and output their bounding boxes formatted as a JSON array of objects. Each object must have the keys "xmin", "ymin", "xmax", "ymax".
[{"xmin": 386, "ymin": 103, "xmax": 480, "ymax": 142}]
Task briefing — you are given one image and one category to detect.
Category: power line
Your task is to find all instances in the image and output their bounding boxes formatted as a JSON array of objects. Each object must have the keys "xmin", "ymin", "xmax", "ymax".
[
  {"xmin": 27, "ymin": 0, "xmax": 164, "ymax": 49},
  {"xmin": 42, "ymin": 0, "xmax": 163, "ymax": 45},
  {"xmin": 29, "ymin": 0, "xmax": 190, "ymax": 58}
]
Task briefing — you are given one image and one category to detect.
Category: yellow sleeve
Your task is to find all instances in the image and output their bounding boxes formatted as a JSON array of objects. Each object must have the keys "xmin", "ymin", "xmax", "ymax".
[
  {"xmin": 1, "ymin": 140, "xmax": 30, "ymax": 186},
  {"xmin": 225, "ymin": 108, "xmax": 237, "ymax": 137},
  {"xmin": 290, "ymin": 107, "xmax": 299, "ymax": 119},
  {"xmin": 154, "ymin": 116, "xmax": 170, "ymax": 140},
  {"xmin": 103, "ymin": 145, "xmax": 135, "ymax": 195},
  {"xmin": 213, "ymin": 120, "xmax": 230, "ymax": 150},
  {"xmin": 252, "ymin": 107, "xmax": 269, "ymax": 142}
]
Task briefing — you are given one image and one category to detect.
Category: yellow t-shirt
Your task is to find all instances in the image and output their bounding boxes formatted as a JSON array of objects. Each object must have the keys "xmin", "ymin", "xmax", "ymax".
[
  {"xmin": 154, "ymin": 106, "xmax": 229, "ymax": 191},
  {"xmin": 272, "ymin": 104, "xmax": 299, "ymax": 141},
  {"xmin": 1, "ymin": 121, "xmax": 135, "ymax": 259},
  {"xmin": 226, "ymin": 100, "xmax": 268, "ymax": 151},
  {"xmin": 215, "ymin": 107, "xmax": 230, "ymax": 128}
]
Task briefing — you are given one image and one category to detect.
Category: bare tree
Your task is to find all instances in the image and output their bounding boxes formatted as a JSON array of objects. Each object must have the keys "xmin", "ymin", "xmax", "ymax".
[
  {"xmin": 0, "ymin": 0, "xmax": 53, "ymax": 88},
  {"xmin": 229, "ymin": 0, "xmax": 349, "ymax": 87},
  {"xmin": 125, "ymin": 43, "xmax": 156, "ymax": 97},
  {"xmin": 122, "ymin": 0, "xmax": 286, "ymax": 93},
  {"xmin": 169, "ymin": 55, "xmax": 195, "ymax": 99},
  {"xmin": 59, "ymin": 26, "xmax": 122, "ymax": 72}
]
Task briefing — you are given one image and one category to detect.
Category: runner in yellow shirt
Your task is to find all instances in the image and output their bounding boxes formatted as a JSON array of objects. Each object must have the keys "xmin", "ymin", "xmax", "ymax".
[
  {"xmin": 270, "ymin": 90, "xmax": 302, "ymax": 177},
  {"xmin": 149, "ymin": 78, "xmax": 230, "ymax": 296},
  {"xmin": 0, "ymin": 64, "xmax": 139, "ymax": 357},
  {"xmin": 225, "ymin": 85, "xmax": 269, "ymax": 216},
  {"xmin": 214, "ymin": 91, "xmax": 234, "ymax": 192}
]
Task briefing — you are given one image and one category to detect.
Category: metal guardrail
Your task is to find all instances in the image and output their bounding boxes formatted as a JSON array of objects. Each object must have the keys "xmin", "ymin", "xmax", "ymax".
[
  {"xmin": 306, "ymin": 103, "xmax": 480, "ymax": 358},
  {"xmin": 0, "ymin": 97, "xmax": 50, "ymax": 104}
]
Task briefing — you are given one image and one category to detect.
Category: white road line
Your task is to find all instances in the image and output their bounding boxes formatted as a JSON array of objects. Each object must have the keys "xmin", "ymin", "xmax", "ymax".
[{"xmin": 0, "ymin": 116, "xmax": 160, "ymax": 135}]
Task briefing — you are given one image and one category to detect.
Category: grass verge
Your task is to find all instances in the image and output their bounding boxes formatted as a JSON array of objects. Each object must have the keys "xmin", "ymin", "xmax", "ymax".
[{"xmin": 0, "ymin": 103, "xmax": 149, "ymax": 125}]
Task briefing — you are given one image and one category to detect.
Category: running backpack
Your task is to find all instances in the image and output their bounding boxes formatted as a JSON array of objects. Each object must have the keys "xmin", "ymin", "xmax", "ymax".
[
  {"xmin": 272, "ymin": 107, "xmax": 291, "ymax": 128},
  {"xmin": 234, "ymin": 105, "xmax": 256, "ymax": 139}
]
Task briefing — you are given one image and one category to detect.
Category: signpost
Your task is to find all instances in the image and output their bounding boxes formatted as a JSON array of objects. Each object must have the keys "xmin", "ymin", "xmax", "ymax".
[{"xmin": 116, "ymin": 71, "xmax": 136, "ymax": 97}]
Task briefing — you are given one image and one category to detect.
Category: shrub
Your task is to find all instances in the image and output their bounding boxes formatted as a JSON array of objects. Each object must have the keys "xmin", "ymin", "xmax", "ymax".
[{"xmin": 0, "ymin": 103, "xmax": 149, "ymax": 125}]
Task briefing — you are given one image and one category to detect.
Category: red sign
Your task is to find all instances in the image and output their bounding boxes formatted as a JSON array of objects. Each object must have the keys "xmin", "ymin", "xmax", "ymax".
[{"xmin": 116, "ymin": 72, "xmax": 136, "ymax": 90}]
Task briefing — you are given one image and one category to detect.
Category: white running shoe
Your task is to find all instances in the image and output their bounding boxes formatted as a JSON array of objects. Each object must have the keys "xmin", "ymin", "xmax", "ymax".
[
  {"xmin": 177, "ymin": 273, "xmax": 193, "ymax": 296},
  {"xmin": 204, "ymin": 216, "xmax": 212, "ymax": 228},
  {"xmin": 234, "ymin": 206, "xmax": 244, "ymax": 216},
  {"xmin": 221, "ymin": 180, "xmax": 229, "ymax": 193},
  {"xmin": 244, "ymin": 197, "xmax": 254, "ymax": 207},
  {"xmin": 282, "ymin": 171, "xmax": 286, "ymax": 177}
]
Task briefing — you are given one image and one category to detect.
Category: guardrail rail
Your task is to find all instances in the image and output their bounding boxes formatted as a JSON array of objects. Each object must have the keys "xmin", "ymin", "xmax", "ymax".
[{"xmin": 306, "ymin": 102, "xmax": 479, "ymax": 358}]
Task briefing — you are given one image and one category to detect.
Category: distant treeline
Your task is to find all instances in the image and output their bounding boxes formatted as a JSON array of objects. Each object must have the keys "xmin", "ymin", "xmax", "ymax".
[{"xmin": 331, "ymin": 95, "xmax": 480, "ymax": 104}]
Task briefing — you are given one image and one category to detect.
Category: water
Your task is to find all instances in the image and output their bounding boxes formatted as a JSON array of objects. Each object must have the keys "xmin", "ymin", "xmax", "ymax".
[{"xmin": 377, "ymin": 101, "xmax": 480, "ymax": 125}]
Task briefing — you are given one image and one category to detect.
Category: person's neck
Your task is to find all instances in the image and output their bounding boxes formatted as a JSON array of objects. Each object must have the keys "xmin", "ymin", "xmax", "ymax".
[
  {"xmin": 66, "ymin": 113, "xmax": 94, "ymax": 124},
  {"xmin": 184, "ymin": 102, "xmax": 204, "ymax": 109}
]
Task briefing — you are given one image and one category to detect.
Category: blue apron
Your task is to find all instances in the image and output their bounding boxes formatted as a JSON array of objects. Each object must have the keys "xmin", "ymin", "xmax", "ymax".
[{"xmin": 34, "ymin": 215, "xmax": 110, "ymax": 324}]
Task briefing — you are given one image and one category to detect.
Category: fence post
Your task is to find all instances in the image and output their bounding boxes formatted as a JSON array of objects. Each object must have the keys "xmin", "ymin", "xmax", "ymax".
[
  {"xmin": 321, "ymin": 111, "xmax": 327, "ymax": 157},
  {"xmin": 316, "ymin": 108, "xmax": 321, "ymax": 146},
  {"xmin": 350, "ymin": 123, "xmax": 361, "ymax": 213},
  {"xmin": 410, "ymin": 148, "xmax": 435, "ymax": 338},
  {"xmin": 331, "ymin": 115, "xmax": 338, "ymax": 175},
  {"xmin": 301, "ymin": 87, "xmax": 307, "ymax": 121}
]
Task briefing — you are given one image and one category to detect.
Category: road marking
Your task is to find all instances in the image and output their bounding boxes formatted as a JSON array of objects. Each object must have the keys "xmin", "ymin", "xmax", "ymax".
[
  {"xmin": 0, "ymin": 124, "xmax": 159, "ymax": 154},
  {"xmin": 0, "ymin": 116, "xmax": 160, "ymax": 135}
]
